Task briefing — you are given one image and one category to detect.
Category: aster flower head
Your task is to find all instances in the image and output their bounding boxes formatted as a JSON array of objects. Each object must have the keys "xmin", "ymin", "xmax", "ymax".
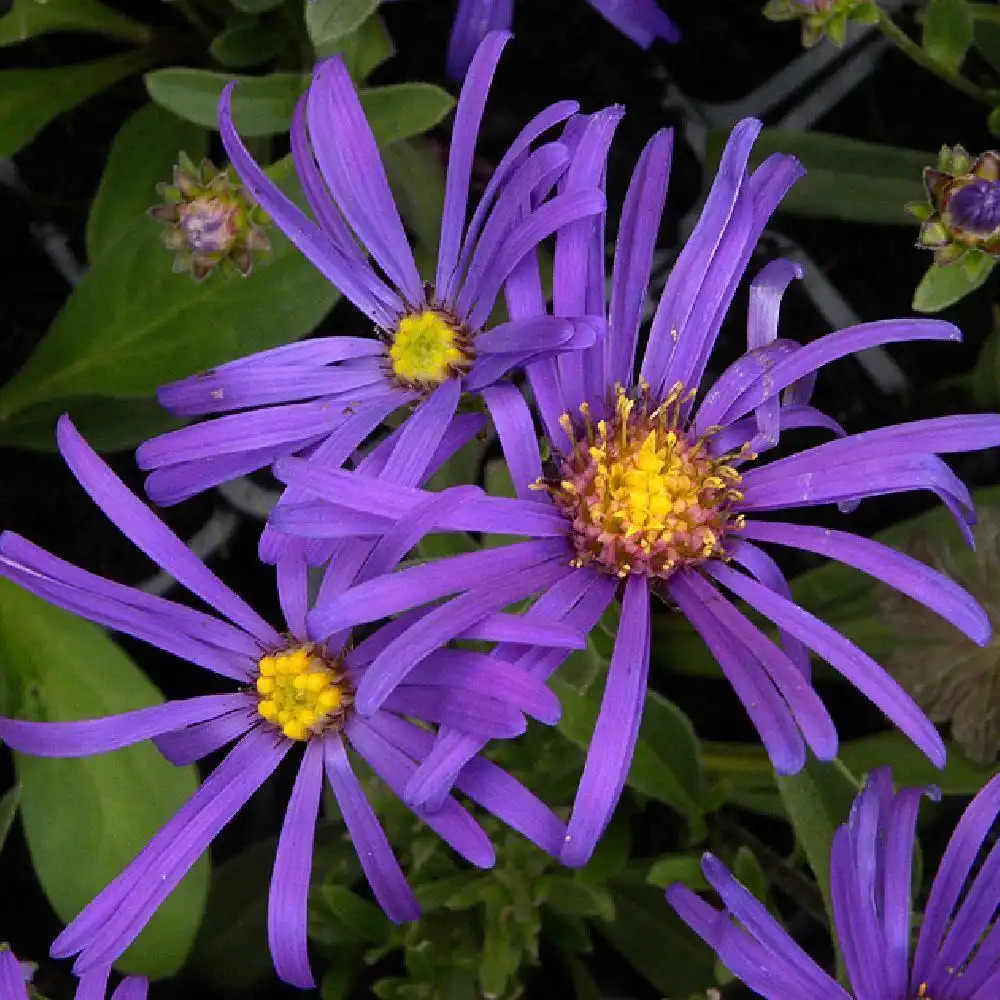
[
  {"xmin": 446, "ymin": 0, "xmax": 680, "ymax": 80},
  {"xmin": 135, "ymin": 32, "xmax": 603, "ymax": 535},
  {"xmin": 668, "ymin": 766, "xmax": 1000, "ymax": 1000},
  {"xmin": 909, "ymin": 145, "xmax": 1000, "ymax": 266},
  {"xmin": 270, "ymin": 116, "xmax": 1000, "ymax": 869},
  {"xmin": 0, "ymin": 417, "xmax": 578, "ymax": 987}
]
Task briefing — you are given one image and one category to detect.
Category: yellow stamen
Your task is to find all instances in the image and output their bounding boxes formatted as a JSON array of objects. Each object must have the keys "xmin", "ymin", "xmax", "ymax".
[{"xmin": 389, "ymin": 309, "xmax": 469, "ymax": 386}]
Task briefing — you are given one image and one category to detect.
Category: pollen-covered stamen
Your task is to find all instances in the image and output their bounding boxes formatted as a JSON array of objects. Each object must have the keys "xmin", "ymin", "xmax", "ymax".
[
  {"xmin": 388, "ymin": 307, "xmax": 475, "ymax": 390},
  {"xmin": 544, "ymin": 382, "xmax": 746, "ymax": 579},
  {"xmin": 254, "ymin": 644, "xmax": 352, "ymax": 742}
]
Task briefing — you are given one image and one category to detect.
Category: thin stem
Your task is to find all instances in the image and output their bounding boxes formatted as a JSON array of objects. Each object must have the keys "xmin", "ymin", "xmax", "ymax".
[
  {"xmin": 876, "ymin": 7, "xmax": 1000, "ymax": 105},
  {"xmin": 969, "ymin": 2, "xmax": 1000, "ymax": 25}
]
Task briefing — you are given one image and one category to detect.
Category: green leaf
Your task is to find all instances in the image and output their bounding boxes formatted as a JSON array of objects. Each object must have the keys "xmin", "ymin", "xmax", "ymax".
[
  {"xmin": 0, "ymin": 783, "xmax": 19, "ymax": 853},
  {"xmin": 912, "ymin": 255, "xmax": 997, "ymax": 312},
  {"xmin": 544, "ymin": 878, "xmax": 616, "ymax": 922},
  {"xmin": 732, "ymin": 845, "xmax": 770, "ymax": 905},
  {"xmin": 480, "ymin": 893, "xmax": 523, "ymax": 999},
  {"xmin": 924, "ymin": 0, "xmax": 974, "ymax": 71},
  {"xmin": 0, "ymin": 0, "xmax": 149, "ymax": 46},
  {"xmin": 0, "ymin": 395, "xmax": 183, "ymax": 454},
  {"xmin": 384, "ymin": 137, "xmax": 447, "ymax": 254},
  {"xmin": 707, "ymin": 128, "xmax": 931, "ymax": 225},
  {"xmin": 0, "ymin": 159, "xmax": 337, "ymax": 422},
  {"xmin": 318, "ymin": 885, "xmax": 392, "ymax": 944},
  {"xmin": 600, "ymin": 885, "xmax": 715, "ymax": 997},
  {"xmin": 230, "ymin": 0, "xmax": 284, "ymax": 11},
  {"xmin": 644, "ymin": 853, "xmax": 707, "ymax": 891},
  {"xmin": 551, "ymin": 678, "xmax": 706, "ymax": 837},
  {"xmin": 0, "ymin": 577, "xmax": 207, "ymax": 977},
  {"xmin": 210, "ymin": 21, "xmax": 287, "ymax": 68},
  {"xmin": 0, "ymin": 48, "xmax": 156, "ymax": 158},
  {"xmin": 775, "ymin": 756, "xmax": 859, "ymax": 946},
  {"xmin": 359, "ymin": 84, "xmax": 455, "ymax": 147},
  {"xmin": 305, "ymin": 0, "xmax": 378, "ymax": 50},
  {"xmin": 145, "ymin": 68, "xmax": 307, "ymax": 136},
  {"xmin": 337, "ymin": 13, "xmax": 395, "ymax": 78},
  {"xmin": 87, "ymin": 101, "xmax": 208, "ymax": 263},
  {"xmin": 973, "ymin": 18, "xmax": 1000, "ymax": 72}
]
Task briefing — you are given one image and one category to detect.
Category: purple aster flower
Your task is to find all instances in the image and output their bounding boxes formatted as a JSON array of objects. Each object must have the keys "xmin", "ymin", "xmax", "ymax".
[
  {"xmin": 0, "ymin": 417, "xmax": 575, "ymax": 986},
  {"xmin": 135, "ymin": 32, "xmax": 602, "ymax": 536},
  {"xmin": 268, "ymin": 116, "xmax": 1000, "ymax": 867},
  {"xmin": 446, "ymin": 0, "xmax": 680, "ymax": 80},
  {"xmin": 668, "ymin": 765, "xmax": 1000, "ymax": 1000},
  {"xmin": 0, "ymin": 952, "xmax": 147, "ymax": 1000}
]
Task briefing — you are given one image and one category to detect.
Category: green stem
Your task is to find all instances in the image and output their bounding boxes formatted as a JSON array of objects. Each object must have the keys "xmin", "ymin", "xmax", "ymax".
[
  {"xmin": 969, "ymin": 2, "xmax": 1000, "ymax": 24},
  {"xmin": 875, "ymin": 7, "xmax": 1000, "ymax": 105}
]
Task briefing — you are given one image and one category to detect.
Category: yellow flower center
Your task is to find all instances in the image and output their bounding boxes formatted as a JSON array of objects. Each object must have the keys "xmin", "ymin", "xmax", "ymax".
[
  {"xmin": 255, "ymin": 644, "xmax": 351, "ymax": 742},
  {"xmin": 546, "ymin": 382, "xmax": 746, "ymax": 579},
  {"xmin": 388, "ymin": 309, "xmax": 472, "ymax": 387}
]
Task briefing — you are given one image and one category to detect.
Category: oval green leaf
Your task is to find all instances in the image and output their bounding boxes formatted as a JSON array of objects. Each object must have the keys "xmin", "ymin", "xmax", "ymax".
[{"xmin": 0, "ymin": 0, "xmax": 149, "ymax": 46}]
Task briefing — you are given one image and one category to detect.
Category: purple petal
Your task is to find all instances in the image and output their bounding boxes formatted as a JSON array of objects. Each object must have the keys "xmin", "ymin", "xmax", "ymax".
[
  {"xmin": 306, "ymin": 58, "xmax": 422, "ymax": 307},
  {"xmin": 377, "ymin": 379, "xmax": 460, "ymax": 487},
  {"xmin": 59, "ymin": 417, "xmax": 281, "ymax": 646},
  {"xmin": 474, "ymin": 315, "xmax": 574, "ymax": 354},
  {"xmin": 561, "ymin": 574, "xmax": 650, "ymax": 867},
  {"xmin": 62, "ymin": 729, "xmax": 288, "ymax": 971},
  {"xmin": 74, "ymin": 968, "xmax": 113, "ymax": 1000},
  {"xmin": 0, "ymin": 952, "xmax": 28, "ymax": 1000},
  {"xmin": 445, "ymin": 1, "xmax": 512, "ymax": 82},
  {"xmin": 323, "ymin": 736, "xmax": 420, "ymax": 922},
  {"xmin": 709, "ymin": 403, "xmax": 845, "ymax": 458},
  {"xmin": 482, "ymin": 382, "xmax": 544, "ymax": 500},
  {"xmin": 346, "ymin": 717, "xmax": 495, "ymax": 868},
  {"xmin": 0, "ymin": 694, "xmax": 243, "ymax": 758},
  {"xmin": 707, "ymin": 561, "xmax": 946, "ymax": 768},
  {"xmin": 268, "ymin": 740, "xmax": 323, "ymax": 989},
  {"xmin": 439, "ymin": 29, "xmax": 510, "ymax": 286},
  {"xmin": 608, "ymin": 129, "xmax": 673, "ymax": 388},
  {"xmin": 218, "ymin": 84, "xmax": 398, "ymax": 328},
  {"xmin": 110, "ymin": 978, "xmax": 148, "ymax": 1000},
  {"xmin": 585, "ymin": 0, "xmax": 681, "ymax": 45},
  {"xmin": 276, "ymin": 543, "xmax": 310, "ymax": 641},
  {"xmin": 384, "ymin": 685, "xmax": 526, "ymax": 740},
  {"xmin": 741, "ymin": 520, "xmax": 990, "ymax": 646},
  {"xmin": 458, "ymin": 611, "xmax": 583, "ymax": 648},
  {"xmin": 153, "ymin": 699, "xmax": 255, "ymax": 766}
]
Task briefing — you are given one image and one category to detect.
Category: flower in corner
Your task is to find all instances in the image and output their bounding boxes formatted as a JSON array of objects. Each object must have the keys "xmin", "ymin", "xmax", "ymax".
[
  {"xmin": 446, "ymin": 0, "xmax": 680, "ymax": 80},
  {"xmin": 668, "ymin": 766, "xmax": 1000, "ymax": 1000},
  {"xmin": 136, "ymin": 31, "xmax": 602, "ymax": 531},
  {"xmin": 0, "ymin": 416, "xmax": 574, "ymax": 987},
  {"xmin": 269, "ymin": 116, "xmax": 1000, "ymax": 869}
]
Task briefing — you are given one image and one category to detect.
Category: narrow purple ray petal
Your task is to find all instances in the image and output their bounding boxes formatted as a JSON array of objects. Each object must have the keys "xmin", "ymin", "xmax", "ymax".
[
  {"xmin": 608, "ymin": 129, "xmax": 672, "ymax": 388},
  {"xmin": 458, "ymin": 612, "xmax": 583, "ymax": 648},
  {"xmin": 268, "ymin": 739, "xmax": 324, "ymax": 989},
  {"xmin": 366, "ymin": 712, "xmax": 566, "ymax": 856},
  {"xmin": 445, "ymin": 1, "xmax": 512, "ymax": 81},
  {"xmin": 347, "ymin": 717, "xmax": 495, "ymax": 868},
  {"xmin": 475, "ymin": 316, "xmax": 574, "ymax": 354},
  {"xmin": 378, "ymin": 379, "xmax": 461, "ymax": 488},
  {"xmin": 63, "ymin": 729, "xmax": 289, "ymax": 970},
  {"xmin": 741, "ymin": 521, "xmax": 990, "ymax": 645},
  {"xmin": 322, "ymin": 735, "xmax": 420, "ymax": 922},
  {"xmin": 562, "ymin": 574, "xmax": 650, "ymax": 867},
  {"xmin": 665, "ymin": 882, "xmax": 727, "ymax": 949},
  {"xmin": 467, "ymin": 190, "xmax": 606, "ymax": 332},
  {"xmin": 74, "ymin": 968, "xmax": 112, "ymax": 1000},
  {"xmin": 640, "ymin": 118, "xmax": 763, "ymax": 393},
  {"xmin": 439, "ymin": 29, "xmax": 509, "ymax": 286},
  {"xmin": 0, "ymin": 694, "xmax": 242, "ymax": 758},
  {"xmin": 357, "ymin": 557, "xmax": 572, "ymax": 714},
  {"xmin": 308, "ymin": 538, "xmax": 567, "ymax": 638},
  {"xmin": 680, "ymin": 568, "xmax": 836, "ymax": 759},
  {"xmin": 110, "ymin": 978, "xmax": 148, "ymax": 1000},
  {"xmin": 719, "ymin": 320, "xmax": 962, "ymax": 427},
  {"xmin": 709, "ymin": 403, "xmax": 845, "ymax": 459},
  {"xmin": 218, "ymin": 84, "xmax": 396, "ymax": 327},
  {"xmin": 307, "ymin": 58, "xmax": 422, "ymax": 307},
  {"xmin": 728, "ymin": 539, "xmax": 812, "ymax": 677},
  {"xmin": 585, "ymin": 0, "xmax": 681, "ymax": 45},
  {"xmin": 0, "ymin": 952, "xmax": 28, "ymax": 1000},
  {"xmin": 406, "ymin": 648, "xmax": 561, "ymax": 724},
  {"xmin": 153, "ymin": 700, "xmax": 256, "ymax": 766},
  {"xmin": 0, "ymin": 532, "xmax": 261, "ymax": 658},
  {"xmin": 58, "ymin": 418, "xmax": 281, "ymax": 646},
  {"xmin": 482, "ymin": 382, "xmax": 544, "ymax": 500},
  {"xmin": 276, "ymin": 543, "xmax": 310, "ymax": 641},
  {"xmin": 669, "ymin": 570, "xmax": 806, "ymax": 773},
  {"xmin": 384, "ymin": 685, "xmax": 526, "ymax": 740},
  {"xmin": 707, "ymin": 561, "xmax": 946, "ymax": 768}
]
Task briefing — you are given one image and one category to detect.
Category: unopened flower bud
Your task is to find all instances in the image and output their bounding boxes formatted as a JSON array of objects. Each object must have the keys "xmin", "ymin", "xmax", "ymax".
[
  {"xmin": 908, "ymin": 145, "xmax": 1000, "ymax": 266},
  {"xmin": 149, "ymin": 152, "xmax": 271, "ymax": 281},
  {"xmin": 762, "ymin": 0, "xmax": 878, "ymax": 47}
]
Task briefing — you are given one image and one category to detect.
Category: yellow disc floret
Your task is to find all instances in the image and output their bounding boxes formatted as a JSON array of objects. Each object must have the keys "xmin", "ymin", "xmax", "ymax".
[
  {"xmin": 255, "ymin": 644, "xmax": 351, "ymax": 741},
  {"xmin": 388, "ymin": 309, "xmax": 473, "ymax": 388},
  {"xmin": 545, "ymin": 382, "xmax": 747, "ymax": 579}
]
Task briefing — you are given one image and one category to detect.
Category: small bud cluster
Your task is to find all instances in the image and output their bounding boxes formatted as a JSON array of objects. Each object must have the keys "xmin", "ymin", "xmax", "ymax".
[
  {"xmin": 149, "ymin": 152, "xmax": 271, "ymax": 281},
  {"xmin": 762, "ymin": 0, "xmax": 878, "ymax": 48},
  {"xmin": 909, "ymin": 145, "xmax": 1000, "ymax": 267}
]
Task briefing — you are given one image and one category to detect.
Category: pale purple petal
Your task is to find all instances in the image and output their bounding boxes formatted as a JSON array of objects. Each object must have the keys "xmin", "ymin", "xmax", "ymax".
[
  {"xmin": 385, "ymin": 685, "xmax": 525, "ymax": 740},
  {"xmin": 153, "ymin": 699, "xmax": 256, "ymax": 766},
  {"xmin": 0, "ymin": 952, "xmax": 28, "ymax": 1000},
  {"xmin": 377, "ymin": 379, "xmax": 461, "ymax": 488},
  {"xmin": 585, "ymin": 0, "xmax": 681, "ymax": 45},
  {"xmin": 482, "ymin": 382, "xmax": 544, "ymax": 500},
  {"xmin": 445, "ymin": 1, "xmax": 512, "ymax": 82}
]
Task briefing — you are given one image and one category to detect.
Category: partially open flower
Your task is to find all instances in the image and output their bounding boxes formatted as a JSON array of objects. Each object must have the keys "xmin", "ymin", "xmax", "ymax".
[
  {"xmin": 909, "ymin": 144, "xmax": 1000, "ymax": 266},
  {"xmin": 762, "ymin": 0, "xmax": 878, "ymax": 48},
  {"xmin": 149, "ymin": 152, "xmax": 271, "ymax": 281}
]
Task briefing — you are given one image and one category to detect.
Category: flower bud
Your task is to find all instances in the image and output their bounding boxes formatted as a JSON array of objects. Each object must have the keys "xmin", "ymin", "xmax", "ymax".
[
  {"xmin": 908, "ymin": 144, "xmax": 1000, "ymax": 266},
  {"xmin": 149, "ymin": 152, "xmax": 271, "ymax": 281},
  {"xmin": 762, "ymin": 0, "xmax": 878, "ymax": 47}
]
